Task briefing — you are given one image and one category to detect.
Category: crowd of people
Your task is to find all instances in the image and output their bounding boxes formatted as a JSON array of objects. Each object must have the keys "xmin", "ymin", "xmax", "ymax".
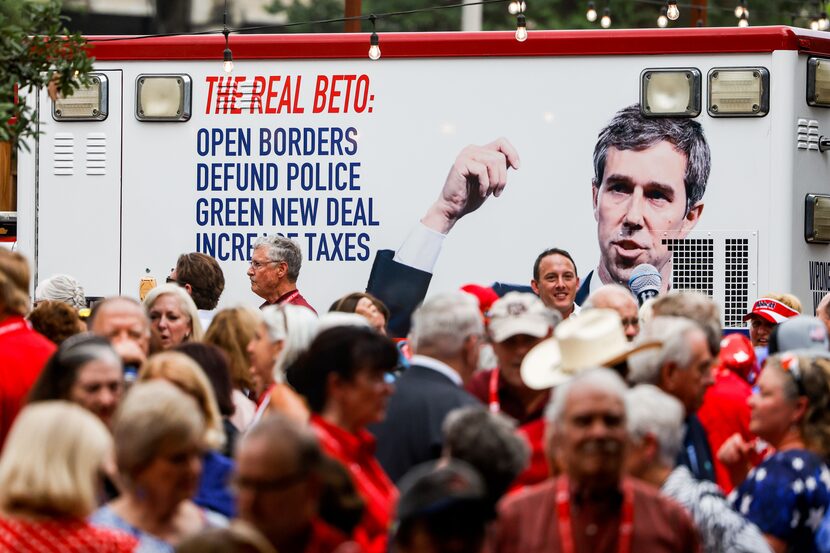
[{"xmin": 4, "ymin": 226, "xmax": 830, "ymax": 553}]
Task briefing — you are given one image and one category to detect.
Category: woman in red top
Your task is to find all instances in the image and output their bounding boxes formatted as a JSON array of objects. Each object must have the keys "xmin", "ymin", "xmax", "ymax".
[
  {"xmin": 288, "ymin": 326, "xmax": 399, "ymax": 553},
  {"xmin": 0, "ymin": 401, "xmax": 136, "ymax": 552}
]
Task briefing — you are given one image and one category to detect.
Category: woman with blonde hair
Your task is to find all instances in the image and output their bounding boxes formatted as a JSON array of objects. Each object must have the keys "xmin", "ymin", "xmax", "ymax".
[
  {"xmin": 247, "ymin": 303, "xmax": 318, "ymax": 425},
  {"xmin": 203, "ymin": 306, "xmax": 260, "ymax": 431},
  {"xmin": 144, "ymin": 283, "xmax": 204, "ymax": 351},
  {"xmin": 139, "ymin": 351, "xmax": 235, "ymax": 517},
  {"xmin": 0, "ymin": 401, "xmax": 136, "ymax": 551},
  {"xmin": 721, "ymin": 353, "xmax": 830, "ymax": 553},
  {"xmin": 91, "ymin": 381, "xmax": 227, "ymax": 550}
]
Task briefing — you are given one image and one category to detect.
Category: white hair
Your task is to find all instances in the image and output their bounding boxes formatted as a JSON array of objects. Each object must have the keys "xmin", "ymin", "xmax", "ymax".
[
  {"xmin": 627, "ymin": 317, "xmax": 701, "ymax": 386},
  {"xmin": 545, "ymin": 367, "xmax": 629, "ymax": 426},
  {"xmin": 625, "ymin": 384, "xmax": 685, "ymax": 467},
  {"xmin": 409, "ymin": 292, "xmax": 483, "ymax": 358},
  {"xmin": 35, "ymin": 274, "xmax": 86, "ymax": 310},
  {"xmin": 316, "ymin": 312, "xmax": 371, "ymax": 333},
  {"xmin": 261, "ymin": 304, "xmax": 319, "ymax": 381}
]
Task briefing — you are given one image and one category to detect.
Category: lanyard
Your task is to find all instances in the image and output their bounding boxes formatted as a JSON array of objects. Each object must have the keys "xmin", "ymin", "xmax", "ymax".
[
  {"xmin": 488, "ymin": 368, "xmax": 501, "ymax": 413},
  {"xmin": 278, "ymin": 290, "xmax": 300, "ymax": 305},
  {"xmin": 555, "ymin": 477, "xmax": 634, "ymax": 553}
]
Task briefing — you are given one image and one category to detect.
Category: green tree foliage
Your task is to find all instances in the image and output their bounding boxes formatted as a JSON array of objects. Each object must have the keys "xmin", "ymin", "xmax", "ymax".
[
  {"xmin": 265, "ymin": 0, "xmax": 824, "ymax": 33},
  {"xmin": 0, "ymin": 0, "xmax": 92, "ymax": 144}
]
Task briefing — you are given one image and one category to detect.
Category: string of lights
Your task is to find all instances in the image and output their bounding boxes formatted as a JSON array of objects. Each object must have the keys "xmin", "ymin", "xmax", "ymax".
[{"xmin": 76, "ymin": 0, "xmax": 829, "ymax": 70}]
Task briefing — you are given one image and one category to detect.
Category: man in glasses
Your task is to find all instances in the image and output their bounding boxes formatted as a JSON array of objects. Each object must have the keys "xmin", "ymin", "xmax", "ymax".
[
  {"xmin": 235, "ymin": 414, "xmax": 354, "ymax": 552},
  {"xmin": 248, "ymin": 235, "xmax": 316, "ymax": 314}
]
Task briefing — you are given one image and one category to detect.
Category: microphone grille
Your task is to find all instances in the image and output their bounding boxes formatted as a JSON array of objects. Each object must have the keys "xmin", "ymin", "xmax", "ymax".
[{"xmin": 628, "ymin": 264, "xmax": 661, "ymax": 293}]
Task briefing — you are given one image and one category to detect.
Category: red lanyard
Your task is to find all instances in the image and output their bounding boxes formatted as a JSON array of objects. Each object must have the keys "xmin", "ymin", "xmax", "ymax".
[
  {"xmin": 488, "ymin": 368, "xmax": 501, "ymax": 413},
  {"xmin": 555, "ymin": 477, "xmax": 634, "ymax": 553},
  {"xmin": 278, "ymin": 290, "xmax": 300, "ymax": 305}
]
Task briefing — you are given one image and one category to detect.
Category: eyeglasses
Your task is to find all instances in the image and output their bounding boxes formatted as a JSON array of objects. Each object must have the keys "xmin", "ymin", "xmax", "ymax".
[
  {"xmin": 231, "ymin": 470, "xmax": 307, "ymax": 493},
  {"xmin": 249, "ymin": 260, "xmax": 279, "ymax": 271}
]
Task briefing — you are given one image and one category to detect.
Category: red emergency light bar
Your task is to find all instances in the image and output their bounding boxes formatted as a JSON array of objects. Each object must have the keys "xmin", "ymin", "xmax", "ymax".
[{"xmin": 85, "ymin": 26, "xmax": 830, "ymax": 61}]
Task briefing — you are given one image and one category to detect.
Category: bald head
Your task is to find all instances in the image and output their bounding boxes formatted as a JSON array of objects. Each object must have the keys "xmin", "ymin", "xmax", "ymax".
[
  {"xmin": 89, "ymin": 297, "xmax": 151, "ymax": 362},
  {"xmin": 584, "ymin": 284, "xmax": 639, "ymax": 341},
  {"xmin": 235, "ymin": 415, "xmax": 322, "ymax": 550}
]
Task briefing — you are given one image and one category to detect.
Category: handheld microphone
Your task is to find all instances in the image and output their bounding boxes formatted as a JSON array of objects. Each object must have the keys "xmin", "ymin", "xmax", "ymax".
[{"xmin": 628, "ymin": 264, "xmax": 661, "ymax": 306}]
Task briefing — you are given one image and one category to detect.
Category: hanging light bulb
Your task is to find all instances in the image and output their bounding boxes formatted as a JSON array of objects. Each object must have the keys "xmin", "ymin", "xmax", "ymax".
[
  {"xmin": 586, "ymin": 1, "xmax": 598, "ymax": 21},
  {"xmin": 666, "ymin": 0, "xmax": 680, "ymax": 20},
  {"xmin": 657, "ymin": 6, "xmax": 668, "ymax": 27},
  {"xmin": 738, "ymin": 12, "xmax": 749, "ymax": 26},
  {"xmin": 368, "ymin": 32, "xmax": 381, "ymax": 60},
  {"xmin": 600, "ymin": 7, "xmax": 612, "ymax": 27},
  {"xmin": 515, "ymin": 13, "xmax": 528, "ymax": 42},
  {"xmin": 508, "ymin": 1, "xmax": 526, "ymax": 14},
  {"xmin": 820, "ymin": 14, "xmax": 830, "ymax": 30},
  {"xmin": 368, "ymin": 14, "xmax": 381, "ymax": 60},
  {"xmin": 221, "ymin": 3, "xmax": 233, "ymax": 73},
  {"xmin": 734, "ymin": 0, "xmax": 745, "ymax": 18},
  {"xmin": 811, "ymin": 17, "xmax": 821, "ymax": 30}
]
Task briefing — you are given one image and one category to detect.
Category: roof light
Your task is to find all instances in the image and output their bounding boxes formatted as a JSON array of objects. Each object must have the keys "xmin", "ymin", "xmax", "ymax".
[
  {"xmin": 52, "ymin": 73, "xmax": 108, "ymax": 121},
  {"xmin": 136, "ymin": 75, "xmax": 192, "ymax": 121},
  {"xmin": 708, "ymin": 68, "xmax": 769, "ymax": 117},
  {"xmin": 640, "ymin": 68, "xmax": 701, "ymax": 117}
]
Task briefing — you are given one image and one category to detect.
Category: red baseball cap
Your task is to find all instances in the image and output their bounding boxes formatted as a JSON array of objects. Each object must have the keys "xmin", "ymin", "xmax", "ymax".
[{"xmin": 743, "ymin": 297, "xmax": 799, "ymax": 324}]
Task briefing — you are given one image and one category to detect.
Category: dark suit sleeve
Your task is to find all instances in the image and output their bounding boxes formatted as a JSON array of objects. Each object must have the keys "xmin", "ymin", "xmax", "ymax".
[{"xmin": 366, "ymin": 249, "xmax": 432, "ymax": 338}]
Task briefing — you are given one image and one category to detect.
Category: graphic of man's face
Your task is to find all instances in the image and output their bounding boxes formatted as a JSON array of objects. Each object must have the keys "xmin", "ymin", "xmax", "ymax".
[{"xmin": 592, "ymin": 141, "xmax": 703, "ymax": 289}]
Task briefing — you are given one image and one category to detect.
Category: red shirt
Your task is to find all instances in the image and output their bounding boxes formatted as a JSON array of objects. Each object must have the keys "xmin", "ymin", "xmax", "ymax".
[
  {"xmin": 305, "ymin": 518, "xmax": 364, "ymax": 553},
  {"xmin": 696, "ymin": 368, "xmax": 754, "ymax": 493},
  {"xmin": 0, "ymin": 516, "xmax": 137, "ymax": 552},
  {"xmin": 467, "ymin": 368, "xmax": 551, "ymax": 489},
  {"xmin": 310, "ymin": 415, "xmax": 397, "ymax": 553},
  {"xmin": 260, "ymin": 289, "xmax": 317, "ymax": 315},
  {"xmin": 0, "ymin": 316, "xmax": 56, "ymax": 450}
]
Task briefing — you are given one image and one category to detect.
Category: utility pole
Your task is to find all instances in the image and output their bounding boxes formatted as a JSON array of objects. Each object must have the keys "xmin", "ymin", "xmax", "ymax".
[
  {"xmin": 462, "ymin": 0, "xmax": 483, "ymax": 31},
  {"xmin": 345, "ymin": 0, "xmax": 362, "ymax": 32},
  {"xmin": 690, "ymin": 0, "xmax": 708, "ymax": 26}
]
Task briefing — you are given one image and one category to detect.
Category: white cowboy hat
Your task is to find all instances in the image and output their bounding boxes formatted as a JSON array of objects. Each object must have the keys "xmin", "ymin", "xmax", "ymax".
[{"xmin": 520, "ymin": 308, "xmax": 661, "ymax": 390}]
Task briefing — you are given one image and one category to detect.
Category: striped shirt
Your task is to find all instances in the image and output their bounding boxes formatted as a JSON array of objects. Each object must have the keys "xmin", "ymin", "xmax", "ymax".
[{"xmin": 0, "ymin": 516, "xmax": 137, "ymax": 552}]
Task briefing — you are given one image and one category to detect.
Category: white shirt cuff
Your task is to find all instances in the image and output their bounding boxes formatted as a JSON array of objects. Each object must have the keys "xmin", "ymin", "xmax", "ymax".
[{"xmin": 393, "ymin": 222, "xmax": 446, "ymax": 273}]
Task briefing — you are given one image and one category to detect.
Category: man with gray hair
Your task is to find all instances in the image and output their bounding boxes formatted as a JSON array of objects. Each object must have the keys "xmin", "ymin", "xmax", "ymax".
[
  {"xmin": 494, "ymin": 368, "xmax": 699, "ymax": 553},
  {"xmin": 629, "ymin": 316, "xmax": 716, "ymax": 482},
  {"xmin": 625, "ymin": 384, "xmax": 771, "ymax": 553},
  {"xmin": 583, "ymin": 283, "xmax": 640, "ymax": 341},
  {"xmin": 817, "ymin": 293, "xmax": 830, "ymax": 338},
  {"xmin": 371, "ymin": 292, "xmax": 483, "ymax": 482},
  {"xmin": 247, "ymin": 234, "xmax": 315, "ymax": 313},
  {"xmin": 442, "ymin": 406, "xmax": 530, "ymax": 508}
]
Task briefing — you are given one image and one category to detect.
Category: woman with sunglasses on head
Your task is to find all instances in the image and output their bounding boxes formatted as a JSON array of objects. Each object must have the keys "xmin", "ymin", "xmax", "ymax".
[{"xmin": 719, "ymin": 353, "xmax": 830, "ymax": 553}]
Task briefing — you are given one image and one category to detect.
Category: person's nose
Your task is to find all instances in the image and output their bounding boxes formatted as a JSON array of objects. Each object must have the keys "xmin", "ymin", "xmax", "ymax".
[
  {"xmin": 622, "ymin": 189, "xmax": 645, "ymax": 229},
  {"xmin": 247, "ymin": 264, "xmax": 255, "ymax": 277},
  {"xmin": 98, "ymin": 387, "xmax": 117, "ymax": 409},
  {"xmin": 157, "ymin": 316, "xmax": 169, "ymax": 330}
]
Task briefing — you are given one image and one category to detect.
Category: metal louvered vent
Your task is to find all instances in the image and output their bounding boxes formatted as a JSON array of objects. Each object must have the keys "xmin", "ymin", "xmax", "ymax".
[
  {"xmin": 662, "ymin": 231, "xmax": 757, "ymax": 330},
  {"xmin": 723, "ymin": 239, "xmax": 751, "ymax": 328},
  {"xmin": 85, "ymin": 133, "xmax": 106, "ymax": 175},
  {"xmin": 53, "ymin": 133, "xmax": 74, "ymax": 175},
  {"xmin": 665, "ymin": 238, "xmax": 715, "ymax": 296}
]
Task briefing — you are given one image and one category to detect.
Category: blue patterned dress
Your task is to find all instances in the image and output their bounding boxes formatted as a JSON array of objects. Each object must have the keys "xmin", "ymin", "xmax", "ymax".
[{"xmin": 729, "ymin": 449, "xmax": 830, "ymax": 553}]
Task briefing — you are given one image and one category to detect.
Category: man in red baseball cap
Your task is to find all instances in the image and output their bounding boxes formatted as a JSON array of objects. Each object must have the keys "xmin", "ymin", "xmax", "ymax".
[{"xmin": 743, "ymin": 296, "xmax": 800, "ymax": 348}]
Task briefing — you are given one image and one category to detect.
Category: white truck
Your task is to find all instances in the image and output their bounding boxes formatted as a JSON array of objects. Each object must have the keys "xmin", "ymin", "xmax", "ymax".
[{"xmin": 13, "ymin": 25, "xmax": 830, "ymax": 328}]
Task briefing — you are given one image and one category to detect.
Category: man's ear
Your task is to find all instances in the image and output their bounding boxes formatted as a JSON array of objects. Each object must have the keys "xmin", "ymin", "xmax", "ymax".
[
  {"xmin": 183, "ymin": 283, "xmax": 193, "ymax": 295},
  {"xmin": 592, "ymin": 181, "xmax": 600, "ymax": 222},
  {"xmin": 276, "ymin": 260, "xmax": 289, "ymax": 279},
  {"xmin": 659, "ymin": 361, "xmax": 679, "ymax": 393},
  {"xmin": 642, "ymin": 433, "xmax": 660, "ymax": 463},
  {"xmin": 680, "ymin": 202, "xmax": 704, "ymax": 235},
  {"xmin": 531, "ymin": 279, "xmax": 540, "ymax": 295}
]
